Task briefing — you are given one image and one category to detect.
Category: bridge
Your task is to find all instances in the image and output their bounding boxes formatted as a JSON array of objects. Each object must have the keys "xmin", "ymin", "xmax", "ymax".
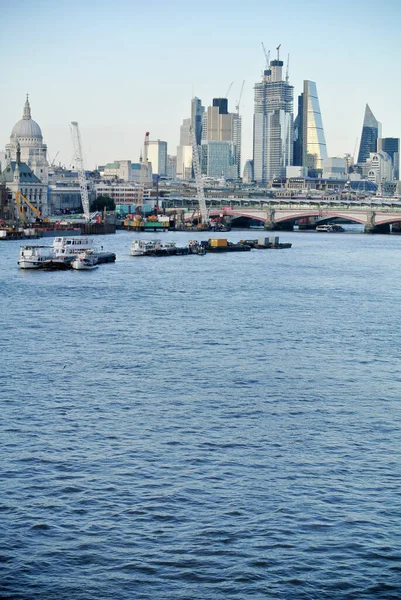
[{"xmin": 164, "ymin": 197, "xmax": 401, "ymax": 233}]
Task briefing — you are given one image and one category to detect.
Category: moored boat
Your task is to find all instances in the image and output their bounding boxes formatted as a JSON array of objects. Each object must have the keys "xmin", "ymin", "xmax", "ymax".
[
  {"xmin": 52, "ymin": 236, "xmax": 95, "ymax": 257},
  {"xmin": 316, "ymin": 224, "xmax": 344, "ymax": 232},
  {"xmin": 18, "ymin": 245, "xmax": 54, "ymax": 269},
  {"xmin": 130, "ymin": 239, "xmax": 160, "ymax": 256},
  {"xmin": 71, "ymin": 250, "xmax": 99, "ymax": 270}
]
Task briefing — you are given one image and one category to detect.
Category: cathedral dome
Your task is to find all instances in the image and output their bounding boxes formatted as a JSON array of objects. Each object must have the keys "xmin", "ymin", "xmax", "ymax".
[
  {"xmin": 10, "ymin": 96, "xmax": 42, "ymax": 139},
  {"xmin": 12, "ymin": 118, "xmax": 42, "ymax": 138}
]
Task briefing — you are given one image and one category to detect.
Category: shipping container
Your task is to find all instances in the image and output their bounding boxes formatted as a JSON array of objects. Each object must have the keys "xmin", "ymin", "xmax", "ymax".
[{"xmin": 209, "ymin": 238, "xmax": 228, "ymax": 247}]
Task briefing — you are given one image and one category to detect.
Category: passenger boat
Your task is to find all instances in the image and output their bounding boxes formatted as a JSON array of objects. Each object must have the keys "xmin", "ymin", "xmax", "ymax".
[
  {"xmin": 53, "ymin": 236, "xmax": 116, "ymax": 264},
  {"xmin": 52, "ymin": 236, "xmax": 95, "ymax": 258},
  {"xmin": 130, "ymin": 239, "xmax": 160, "ymax": 256},
  {"xmin": 71, "ymin": 250, "xmax": 99, "ymax": 270},
  {"xmin": 316, "ymin": 224, "xmax": 344, "ymax": 232},
  {"xmin": 18, "ymin": 245, "xmax": 54, "ymax": 269}
]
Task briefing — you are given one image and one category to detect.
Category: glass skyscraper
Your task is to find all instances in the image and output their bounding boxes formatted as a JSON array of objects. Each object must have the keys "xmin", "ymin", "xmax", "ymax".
[
  {"xmin": 293, "ymin": 80, "xmax": 327, "ymax": 176},
  {"xmin": 377, "ymin": 138, "xmax": 399, "ymax": 180},
  {"xmin": 253, "ymin": 53, "xmax": 293, "ymax": 183},
  {"xmin": 357, "ymin": 104, "xmax": 381, "ymax": 164}
]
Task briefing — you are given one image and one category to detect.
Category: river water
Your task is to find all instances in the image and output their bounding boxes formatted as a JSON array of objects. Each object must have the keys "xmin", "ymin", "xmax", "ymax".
[{"xmin": 1, "ymin": 229, "xmax": 401, "ymax": 599}]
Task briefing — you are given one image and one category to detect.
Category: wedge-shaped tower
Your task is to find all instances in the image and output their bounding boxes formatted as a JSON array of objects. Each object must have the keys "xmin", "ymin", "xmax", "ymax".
[{"xmin": 357, "ymin": 104, "xmax": 381, "ymax": 164}]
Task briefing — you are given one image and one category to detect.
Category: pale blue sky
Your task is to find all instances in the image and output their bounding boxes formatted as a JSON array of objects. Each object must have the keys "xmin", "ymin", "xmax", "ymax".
[{"xmin": 1, "ymin": 0, "xmax": 400, "ymax": 170}]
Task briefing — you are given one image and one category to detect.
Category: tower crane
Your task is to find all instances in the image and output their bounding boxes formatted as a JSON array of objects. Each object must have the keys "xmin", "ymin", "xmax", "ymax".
[
  {"xmin": 190, "ymin": 126, "xmax": 208, "ymax": 226},
  {"xmin": 261, "ymin": 42, "xmax": 270, "ymax": 69},
  {"xmin": 70, "ymin": 122, "xmax": 90, "ymax": 221},
  {"xmin": 235, "ymin": 80, "xmax": 245, "ymax": 114},
  {"xmin": 225, "ymin": 81, "xmax": 234, "ymax": 98}
]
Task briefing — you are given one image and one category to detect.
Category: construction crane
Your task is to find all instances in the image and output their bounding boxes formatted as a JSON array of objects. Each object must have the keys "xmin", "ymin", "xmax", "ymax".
[
  {"xmin": 261, "ymin": 42, "xmax": 270, "ymax": 69},
  {"xmin": 235, "ymin": 80, "xmax": 245, "ymax": 114},
  {"xmin": 70, "ymin": 121, "xmax": 90, "ymax": 221},
  {"xmin": 225, "ymin": 81, "xmax": 234, "ymax": 98},
  {"xmin": 190, "ymin": 126, "xmax": 208, "ymax": 226},
  {"xmin": 15, "ymin": 190, "xmax": 42, "ymax": 224},
  {"xmin": 50, "ymin": 151, "xmax": 60, "ymax": 167}
]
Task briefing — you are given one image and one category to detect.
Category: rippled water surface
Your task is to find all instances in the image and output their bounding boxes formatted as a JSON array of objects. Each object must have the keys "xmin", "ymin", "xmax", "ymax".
[{"xmin": 1, "ymin": 229, "xmax": 401, "ymax": 599}]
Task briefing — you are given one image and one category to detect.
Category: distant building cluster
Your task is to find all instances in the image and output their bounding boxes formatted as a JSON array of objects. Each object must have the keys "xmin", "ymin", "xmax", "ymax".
[{"xmin": 1, "ymin": 48, "xmax": 400, "ymax": 221}]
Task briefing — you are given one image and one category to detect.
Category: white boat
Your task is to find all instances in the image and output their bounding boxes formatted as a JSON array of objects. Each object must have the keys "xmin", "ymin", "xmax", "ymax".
[
  {"xmin": 71, "ymin": 250, "xmax": 99, "ymax": 270},
  {"xmin": 52, "ymin": 236, "xmax": 95, "ymax": 258},
  {"xmin": 18, "ymin": 245, "xmax": 54, "ymax": 269},
  {"xmin": 130, "ymin": 239, "xmax": 160, "ymax": 256},
  {"xmin": 316, "ymin": 224, "xmax": 344, "ymax": 232}
]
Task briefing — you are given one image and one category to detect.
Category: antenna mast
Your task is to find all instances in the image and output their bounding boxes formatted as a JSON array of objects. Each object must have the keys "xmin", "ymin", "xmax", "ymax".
[
  {"xmin": 70, "ymin": 121, "xmax": 90, "ymax": 221},
  {"xmin": 286, "ymin": 54, "xmax": 290, "ymax": 82}
]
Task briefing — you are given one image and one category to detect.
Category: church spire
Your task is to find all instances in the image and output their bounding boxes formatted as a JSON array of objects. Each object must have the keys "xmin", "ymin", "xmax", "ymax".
[{"xmin": 23, "ymin": 94, "xmax": 31, "ymax": 120}]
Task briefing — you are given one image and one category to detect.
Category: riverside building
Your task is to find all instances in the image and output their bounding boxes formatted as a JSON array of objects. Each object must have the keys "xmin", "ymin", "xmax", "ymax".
[{"xmin": 253, "ymin": 48, "xmax": 293, "ymax": 183}]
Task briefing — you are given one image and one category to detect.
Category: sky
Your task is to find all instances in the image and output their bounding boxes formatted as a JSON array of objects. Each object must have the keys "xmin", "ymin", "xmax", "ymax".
[{"xmin": 1, "ymin": 0, "xmax": 401, "ymax": 171}]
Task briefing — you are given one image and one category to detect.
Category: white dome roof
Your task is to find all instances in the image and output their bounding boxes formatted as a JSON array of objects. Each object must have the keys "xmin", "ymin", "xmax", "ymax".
[
  {"xmin": 12, "ymin": 118, "xmax": 42, "ymax": 138},
  {"xmin": 11, "ymin": 96, "xmax": 42, "ymax": 139}
]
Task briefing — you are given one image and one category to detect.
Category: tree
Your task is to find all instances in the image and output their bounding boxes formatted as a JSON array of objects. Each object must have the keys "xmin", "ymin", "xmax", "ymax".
[{"xmin": 91, "ymin": 196, "xmax": 115, "ymax": 211}]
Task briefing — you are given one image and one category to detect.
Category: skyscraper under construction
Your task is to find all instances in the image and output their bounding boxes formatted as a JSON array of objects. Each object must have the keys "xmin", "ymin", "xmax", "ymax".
[{"xmin": 253, "ymin": 47, "xmax": 293, "ymax": 183}]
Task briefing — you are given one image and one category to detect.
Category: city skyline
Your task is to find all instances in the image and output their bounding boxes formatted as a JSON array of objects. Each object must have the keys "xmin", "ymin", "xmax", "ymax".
[{"xmin": 1, "ymin": 0, "xmax": 400, "ymax": 171}]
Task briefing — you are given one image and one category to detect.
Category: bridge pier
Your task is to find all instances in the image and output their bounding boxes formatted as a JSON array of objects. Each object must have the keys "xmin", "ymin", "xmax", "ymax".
[
  {"xmin": 264, "ymin": 221, "xmax": 294, "ymax": 231},
  {"xmin": 364, "ymin": 211, "xmax": 390, "ymax": 234},
  {"xmin": 364, "ymin": 223, "xmax": 391, "ymax": 234}
]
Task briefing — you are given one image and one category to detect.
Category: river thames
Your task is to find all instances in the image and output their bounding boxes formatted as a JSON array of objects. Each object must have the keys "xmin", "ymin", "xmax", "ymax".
[{"xmin": 1, "ymin": 229, "xmax": 400, "ymax": 599}]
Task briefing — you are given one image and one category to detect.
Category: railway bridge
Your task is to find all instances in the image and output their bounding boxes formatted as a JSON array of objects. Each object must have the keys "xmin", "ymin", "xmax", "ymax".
[{"xmin": 166, "ymin": 198, "xmax": 401, "ymax": 233}]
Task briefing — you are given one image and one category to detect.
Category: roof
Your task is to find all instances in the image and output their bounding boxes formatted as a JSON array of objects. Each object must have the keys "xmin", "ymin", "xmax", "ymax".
[{"xmin": 0, "ymin": 161, "xmax": 41, "ymax": 184}]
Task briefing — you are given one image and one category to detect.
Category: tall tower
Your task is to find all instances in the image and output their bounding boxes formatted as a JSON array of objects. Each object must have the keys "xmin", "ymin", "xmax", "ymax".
[
  {"xmin": 294, "ymin": 80, "xmax": 327, "ymax": 176},
  {"xmin": 253, "ymin": 47, "xmax": 293, "ymax": 183},
  {"xmin": 357, "ymin": 104, "xmax": 381, "ymax": 164},
  {"xmin": 191, "ymin": 97, "xmax": 204, "ymax": 146},
  {"xmin": 377, "ymin": 138, "xmax": 399, "ymax": 180}
]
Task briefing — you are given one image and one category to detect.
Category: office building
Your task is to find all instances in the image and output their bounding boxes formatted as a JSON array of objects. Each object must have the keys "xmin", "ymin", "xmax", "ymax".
[
  {"xmin": 176, "ymin": 118, "xmax": 192, "ymax": 180},
  {"xmin": 377, "ymin": 138, "xmax": 399, "ymax": 180},
  {"xmin": 293, "ymin": 80, "xmax": 327, "ymax": 176},
  {"xmin": 201, "ymin": 97, "xmax": 241, "ymax": 178},
  {"xmin": 201, "ymin": 140, "xmax": 236, "ymax": 179},
  {"xmin": 243, "ymin": 160, "xmax": 254, "ymax": 184},
  {"xmin": 357, "ymin": 104, "xmax": 381, "ymax": 164},
  {"xmin": 253, "ymin": 49, "xmax": 293, "ymax": 183},
  {"xmin": 191, "ymin": 97, "xmax": 204, "ymax": 146},
  {"xmin": 365, "ymin": 151, "xmax": 393, "ymax": 184},
  {"xmin": 167, "ymin": 155, "xmax": 177, "ymax": 180},
  {"xmin": 322, "ymin": 157, "xmax": 347, "ymax": 180},
  {"xmin": 147, "ymin": 140, "xmax": 167, "ymax": 177}
]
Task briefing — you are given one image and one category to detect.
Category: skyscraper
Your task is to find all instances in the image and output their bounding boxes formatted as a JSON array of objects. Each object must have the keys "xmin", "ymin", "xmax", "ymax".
[
  {"xmin": 176, "ymin": 118, "xmax": 192, "ymax": 180},
  {"xmin": 201, "ymin": 97, "xmax": 241, "ymax": 179},
  {"xmin": 147, "ymin": 140, "xmax": 167, "ymax": 176},
  {"xmin": 191, "ymin": 97, "xmax": 204, "ymax": 146},
  {"xmin": 253, "ymin": 50, "xmax": 293, "ymax": 183},
  {"xmin": 293, "ymin": 80, "xmax": 327, "ymax": 176},
  {"xmin": 357, "ymin": 104, "xmax": 381, "ymax": 164},
  {"xmin": 377, "ymin": 138, "xmax": 399, "ymax": 180}
]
